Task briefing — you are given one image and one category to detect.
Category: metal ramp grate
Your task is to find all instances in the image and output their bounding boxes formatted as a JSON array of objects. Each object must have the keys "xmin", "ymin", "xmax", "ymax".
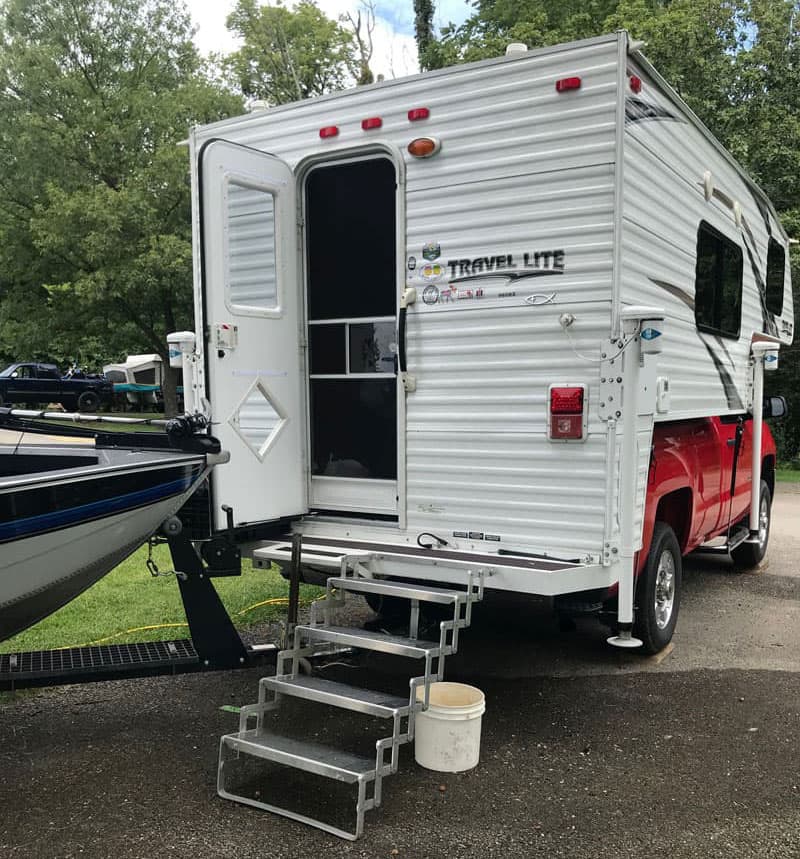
[
  {"xmin": 218, "ymin": 558, "xmax": 486, "ymax": 839},
  {"xmin": 0, "ymin": 639, "xmax": 199, "ymax": 689}
]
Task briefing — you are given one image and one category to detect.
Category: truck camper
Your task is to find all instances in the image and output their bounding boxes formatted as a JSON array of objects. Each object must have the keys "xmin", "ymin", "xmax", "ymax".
[{"xmin": 182, "ymin": 30, "xmax": 793, "ymax": 836}]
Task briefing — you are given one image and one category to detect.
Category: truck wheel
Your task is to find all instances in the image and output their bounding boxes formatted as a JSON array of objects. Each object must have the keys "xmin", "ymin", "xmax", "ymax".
[
  {"xmin": 731, "ymin": 480, "xmax": 771, "ymax": 570},
  {"xmin": 633, "ymin": 522, "xmax": 682, "ymax": 654},
  {"xmin": 77, "ymin": 390, "xmax": 100, "ymax": 412}
]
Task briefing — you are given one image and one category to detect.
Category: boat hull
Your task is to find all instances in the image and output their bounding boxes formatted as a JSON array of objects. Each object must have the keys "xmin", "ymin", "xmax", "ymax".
[{"xmin": 0, "ymin": 455, "xmax": 207, "ymax": 643}]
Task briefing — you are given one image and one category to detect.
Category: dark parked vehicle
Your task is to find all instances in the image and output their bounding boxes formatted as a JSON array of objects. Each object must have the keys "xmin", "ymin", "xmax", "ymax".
[{"xmin": 0, "ymin": 362, "xmax": 113, "ymax": 412}]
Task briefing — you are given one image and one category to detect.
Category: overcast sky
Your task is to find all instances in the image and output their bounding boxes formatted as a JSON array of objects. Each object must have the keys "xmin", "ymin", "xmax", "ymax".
[{"xmin": 185, "ymin": 0, "xmax": 472, "ymax": 79}]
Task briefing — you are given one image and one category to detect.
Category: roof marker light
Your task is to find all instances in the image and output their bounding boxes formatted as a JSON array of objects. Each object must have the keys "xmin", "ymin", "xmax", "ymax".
[
  {"xmin": 319, "ymin": 125, "xmax": 339, "ymax": 139},
  {"xmin": 408, "ymin": 107, "xmax": 430, "ymax": 121},
  {"xmin": 555, "ymin": 76, "xmax": 582, "ymax": 92},
  {"xmin": 407, "ymin": 137, "xmax": 440, "ymax": 158},
  {"xmin": 362, "ymin": 116, "xmax": 382, "ymax": 130},
  {"xmin": 629, "ymin": 75, "xmax": 642, "ymax": 93}
]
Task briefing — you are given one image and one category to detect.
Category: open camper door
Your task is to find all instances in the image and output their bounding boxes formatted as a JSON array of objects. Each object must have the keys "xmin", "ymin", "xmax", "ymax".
[{"xmin": 200, "ymin": 139, "xmax": 307, "ymax": 529}]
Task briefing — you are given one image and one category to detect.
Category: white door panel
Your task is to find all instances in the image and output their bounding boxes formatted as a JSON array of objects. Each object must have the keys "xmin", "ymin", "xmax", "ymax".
[{"xmin": 201, "ymin": 139, "xmax": 306, "ymax": 527}]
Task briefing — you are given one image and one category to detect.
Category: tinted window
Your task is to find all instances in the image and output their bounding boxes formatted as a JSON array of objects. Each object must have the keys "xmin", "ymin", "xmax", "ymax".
[
  {"xmin": 694, "ymin": 222, "xmax": 743, "ymax": 339},
  {"xmin": 765, "ymin": 238, "xmax": 785, "ymax": 317}
]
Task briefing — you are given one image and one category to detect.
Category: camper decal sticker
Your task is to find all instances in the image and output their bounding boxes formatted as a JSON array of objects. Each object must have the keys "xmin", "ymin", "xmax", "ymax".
[
  {"xmin": 524, "ymin": 293, "xmax": 556, "ymax": 306},
  {"xmin": 407, "ymin": 255, "xmax": 417, "ymax": 271},
  {"xmin": 625, "ymin": 97, "xmax": 682, "ymax": 125},
  {"xmin": 422, "ymin": 241, "xmax": 441, "ymax": 261},
  {"xmin": 422, "ymin": 285, "xmax": 440, "ymax": 305},
  {"xmin": 420, "ymin": 261, "xmax": 445, "ymax": 280},
  {"xmin": 447, "ymin": 249, "xmax": 565, "ymax": 280}
]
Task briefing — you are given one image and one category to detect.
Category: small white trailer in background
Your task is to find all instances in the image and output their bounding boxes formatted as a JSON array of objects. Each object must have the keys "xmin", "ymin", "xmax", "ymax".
[{"xmin": 182, "ymin": 31, "xmax": 793, "ymax": 837}]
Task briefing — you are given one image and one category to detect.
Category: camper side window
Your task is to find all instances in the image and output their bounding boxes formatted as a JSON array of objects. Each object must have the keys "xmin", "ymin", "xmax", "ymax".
[
  {"xmin": 694, "ymin": 221, "xmax": 743, "ymax": 339},
  {"xmin": 765, "ymin": 239, "xmax": 785, "ymax": 317}
]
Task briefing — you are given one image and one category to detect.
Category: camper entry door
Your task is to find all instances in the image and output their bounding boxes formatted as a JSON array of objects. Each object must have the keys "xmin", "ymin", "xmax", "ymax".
[{"xmin": 200, "ymin": 139, "xmax": 307, "ymax": 528}]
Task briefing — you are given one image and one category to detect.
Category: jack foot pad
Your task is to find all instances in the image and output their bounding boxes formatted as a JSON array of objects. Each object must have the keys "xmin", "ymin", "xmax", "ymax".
[{"xmin": 607, "ymin": 633, "xmax": 643, "ymax": 649}]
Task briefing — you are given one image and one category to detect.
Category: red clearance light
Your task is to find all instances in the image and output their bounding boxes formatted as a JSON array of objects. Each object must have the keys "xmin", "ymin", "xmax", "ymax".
[
  {"xmin": 629, "ymin": 75, "xmax": 642, "ymax": 93},
  {"xmin": 319, "ymin": 125, "xmax": 339, "ymax": 139},
  {"xmin": 550, "ymin": 386, "xmax": 584, "ymax": 414},
  {"xmin": 555, "ymin": 76, "xmax": 582, "ymax": 92},
  {"xmin": 408, "ymin": 107, "xmax": 430, "ymax": 121},
  {"xmin": 407, "ymin": 136, "xmax": 440, "ymax": 158},
  {"xmin": 549, "ymin": 385, "xmax": 585, "ymax": 441},
  {"xmin": 362, "ymin": 116, "xmax": 382, "ymax": 130}
]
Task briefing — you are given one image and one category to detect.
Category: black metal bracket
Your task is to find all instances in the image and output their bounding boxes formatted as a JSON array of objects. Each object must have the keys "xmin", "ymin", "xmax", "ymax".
[{"xmin": 169, "ymin": 531, "xmax": 248, "ymax": 669}]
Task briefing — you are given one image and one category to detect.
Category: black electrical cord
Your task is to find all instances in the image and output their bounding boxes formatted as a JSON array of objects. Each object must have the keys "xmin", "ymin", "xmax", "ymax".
[{"xmin": 416, "ymin": 532, "xmax": 449, "ymax": 550}]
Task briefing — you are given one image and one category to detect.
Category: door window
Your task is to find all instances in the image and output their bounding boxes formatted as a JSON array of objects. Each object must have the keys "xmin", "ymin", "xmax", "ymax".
[{"xmin": 225, "ymin": 179, "xmax": 278, "ymax": 312}]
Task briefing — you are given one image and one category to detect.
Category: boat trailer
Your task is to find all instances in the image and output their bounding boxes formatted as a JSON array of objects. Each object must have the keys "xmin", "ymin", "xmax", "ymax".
[{"xmin": 0, "ymin": 527, "xmax": 277, "ymax": 692}]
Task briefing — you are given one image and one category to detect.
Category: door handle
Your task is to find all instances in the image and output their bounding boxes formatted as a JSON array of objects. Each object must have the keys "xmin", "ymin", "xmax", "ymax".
[{"xmin": 398, "ymin": 288, "xmax": 416, "ymax": 392}]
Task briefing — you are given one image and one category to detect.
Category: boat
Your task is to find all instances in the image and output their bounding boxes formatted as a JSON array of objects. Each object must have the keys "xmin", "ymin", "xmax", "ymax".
[{"xmin": 0, "ymin": 411, "xmax": 227, "ymax": 643}]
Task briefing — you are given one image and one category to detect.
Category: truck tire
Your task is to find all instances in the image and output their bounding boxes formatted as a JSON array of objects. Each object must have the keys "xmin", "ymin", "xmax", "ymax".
[
  {"xmin": 633, "ymin": 522, "xmax": 682, "ymax": 654},
  {"xmin": 77, "ymin": 390, "xmax": 100, "ymax": 412},
  {"xmin": 731, "ymin": 480, "xmax": 771, "ymax": 569}
]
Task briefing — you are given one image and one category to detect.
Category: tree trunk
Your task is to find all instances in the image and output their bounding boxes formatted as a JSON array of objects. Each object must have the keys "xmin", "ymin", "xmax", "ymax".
[{"xmin": 162, "ymin": 362, "xmax": 180, "ymax": 417}]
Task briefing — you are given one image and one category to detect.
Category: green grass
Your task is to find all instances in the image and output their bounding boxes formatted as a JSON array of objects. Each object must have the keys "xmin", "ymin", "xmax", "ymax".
[
  {"xmin": 776, "ymin": 467, "xmax": 800, "ymax": 483},
  {"xmin": 0, "ymin": 543, "xmax": 323, "ymax": 654}
]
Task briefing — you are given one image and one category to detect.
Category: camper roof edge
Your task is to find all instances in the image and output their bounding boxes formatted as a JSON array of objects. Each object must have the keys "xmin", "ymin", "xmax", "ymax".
[{"xmin": 189, "ymin": 31, "xmax": 621, "ymax": 134}]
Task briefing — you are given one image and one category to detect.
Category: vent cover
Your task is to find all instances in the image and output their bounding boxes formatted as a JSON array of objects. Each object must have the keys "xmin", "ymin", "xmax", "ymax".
[{"xmin": 230, "ymin": 379, "xmax": 287, "ymax": 460}]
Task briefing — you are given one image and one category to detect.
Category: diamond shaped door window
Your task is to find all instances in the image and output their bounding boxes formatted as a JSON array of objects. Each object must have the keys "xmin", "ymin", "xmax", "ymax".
[{"xmin": 230, "ymin": 379, "xmax": 287, "ymax": 460}]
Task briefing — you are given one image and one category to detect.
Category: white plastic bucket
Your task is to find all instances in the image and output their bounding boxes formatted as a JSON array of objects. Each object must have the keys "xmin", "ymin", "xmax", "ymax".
[{"xmin": 414, "ymin": 682, "xmax": 486, "ymax": 773}]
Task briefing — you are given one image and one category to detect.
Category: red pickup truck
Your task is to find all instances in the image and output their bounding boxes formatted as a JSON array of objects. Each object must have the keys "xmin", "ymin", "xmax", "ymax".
[{"xmin": 629, "ymin": 411, "xmax": 779, "ymax": 652}]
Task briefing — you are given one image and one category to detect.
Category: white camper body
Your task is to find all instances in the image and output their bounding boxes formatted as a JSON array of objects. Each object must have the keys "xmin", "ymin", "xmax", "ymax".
[{"xmin": 187, "ymin": 32, "xmax": 792, "ymax": 608}]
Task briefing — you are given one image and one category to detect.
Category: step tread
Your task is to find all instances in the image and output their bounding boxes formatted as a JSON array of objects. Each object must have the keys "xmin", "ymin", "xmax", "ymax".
[
  {"xmin": 222, "ymin": 729, "xmax": 376, "ymax": 780},
  {"xmin": 296, "ymin": 624, "xmax": 440, "ymax": 657},
  {"xmin": 332, "ymin": 577, "xmax": 467, "ymax": 604},
  {"xmin": 267, "ymin": 674, "xmax": 409, "ymax": 715}
]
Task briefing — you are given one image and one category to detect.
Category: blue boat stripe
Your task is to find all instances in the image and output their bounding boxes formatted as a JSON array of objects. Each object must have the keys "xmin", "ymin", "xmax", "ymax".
[{"xmin": 0, "ymin": 475, "xmax": 195, "ymax": 542}]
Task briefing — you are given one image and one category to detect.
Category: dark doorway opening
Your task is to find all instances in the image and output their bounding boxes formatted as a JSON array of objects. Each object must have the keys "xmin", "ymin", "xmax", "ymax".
[{"xmin": 305, "ymin": 157, "xmax": 398, "ymax": 491}]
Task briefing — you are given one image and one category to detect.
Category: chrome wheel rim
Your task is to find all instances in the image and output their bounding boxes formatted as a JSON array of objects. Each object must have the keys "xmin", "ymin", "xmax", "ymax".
[
  {"xmin": 758, "ymin": 494, "xmax": 769, "ymax": 550},
  {"xmin": 654, "ymin": 549, "xmax": 676, "ymax": 630}
]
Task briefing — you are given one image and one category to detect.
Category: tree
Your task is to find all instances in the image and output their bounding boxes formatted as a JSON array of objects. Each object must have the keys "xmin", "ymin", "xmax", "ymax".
[
  {"xmin": 414, "ymin": 0, "xmax": 436, "ymax": 70},
  {"xmin": 225, "ymin": 0, "xmax": 358, "ymax": 104},
  {"xmin": 0, "ymin": 0, "xmax": 243, "ymax": 414}
]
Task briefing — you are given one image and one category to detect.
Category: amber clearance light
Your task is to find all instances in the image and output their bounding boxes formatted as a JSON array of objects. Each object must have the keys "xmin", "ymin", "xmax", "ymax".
[{"xmin": 407, "ymin": 137, "xmax": 440, "ymax": 158}]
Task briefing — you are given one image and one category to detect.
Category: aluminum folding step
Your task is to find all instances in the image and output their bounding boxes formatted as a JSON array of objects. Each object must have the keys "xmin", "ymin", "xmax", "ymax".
[
  {"xmin": 218, "ymin": 562, "xmax": 486, "ymax": 840},
  {"xmin": 330, "ymin": 576, "xmax": 468, "ymax": 605},
  {"xmin": 220, "ymin": 729, "xmax": 376, "ymax": 781},
  {"xmin": 295, "ymin": 624, "xmax": 443, "ymax": 658},
  {"xmin": 264, "ymin": 674, "xmax": 410, "ymax": 718},
  {"xmin": 218, "ymin": 729, "xmax": 379, "ymax": 840}
]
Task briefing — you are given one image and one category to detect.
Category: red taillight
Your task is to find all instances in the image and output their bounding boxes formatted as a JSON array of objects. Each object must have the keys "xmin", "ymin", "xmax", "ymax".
[
  {"xmin": 549, "ymin": 386, "xmax": 585, "ymax": 441},
  {"xmin": 361, "ymin": 116, "xmax": 382, "ymax": 130},
  {"xmin": 555, "ymin": 76, "xmax": 581, "ymax": 92},
  {"xmin": 408, "ymin": 107, "xmax": 430, "ymax": 121},
  {"xmin": 629, "ymin": 75, "xmax": 642, "ymax": 94},
  {"xmin": 319, "ymin": 125, "xmax": 339, "ymax": 139}
]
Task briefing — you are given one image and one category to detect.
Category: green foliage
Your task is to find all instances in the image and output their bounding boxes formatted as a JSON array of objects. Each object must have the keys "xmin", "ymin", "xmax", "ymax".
[
  {"xmin": 225, "ymin": 0, "xmax": 358, "ymax": 104},
  {"xmin": 414, "ymin": 0, "xmax": 436, "ymax": 70},
  {"xmin": 0, "ymin": 0, "xmax": 243, "ymax": 400}
]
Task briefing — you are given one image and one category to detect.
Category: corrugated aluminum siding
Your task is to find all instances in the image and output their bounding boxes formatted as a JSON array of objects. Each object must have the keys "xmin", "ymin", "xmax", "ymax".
[
  {"xmin": 192, "ymin": 36, "xmax": 622, "ymax": 561},
  {"xmin": 621, "ymin": 57, "xmax": 793, "ymax": 421}
]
